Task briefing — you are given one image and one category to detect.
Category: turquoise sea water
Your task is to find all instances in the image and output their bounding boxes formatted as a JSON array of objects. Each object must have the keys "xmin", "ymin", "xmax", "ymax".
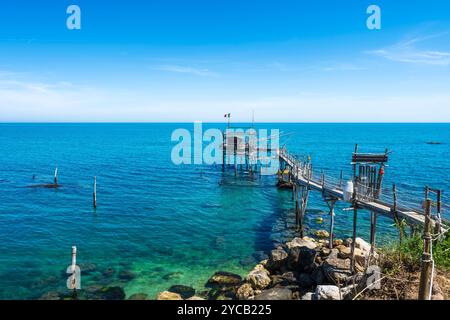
[{"xmin": 0, "ymin": 123, "xmax": 449, "ymax": 299}]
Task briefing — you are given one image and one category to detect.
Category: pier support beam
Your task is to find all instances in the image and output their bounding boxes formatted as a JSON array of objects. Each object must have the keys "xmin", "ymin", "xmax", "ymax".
[
  {"xmin": 298, "ymin": 186, "xmax": 310, "ymax": 238},
  {"xmin": 324, "ymin": 197, "xmax": 337, "ymax": 249},
  {"xmin": 369, "ymin": 211, "xmax": 378, "ymax": 262},
  {"xmin": 350, "ymin": 205, "xmax": 358, "ymax": 273},
  {"xmin": 418, "ymin": 199, "xmax": 433, "ymax": 300}
]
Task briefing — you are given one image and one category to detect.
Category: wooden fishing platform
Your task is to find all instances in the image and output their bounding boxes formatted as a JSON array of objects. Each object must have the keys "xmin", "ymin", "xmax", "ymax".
[
  {"xmin": 220, "ymin": 127, "xmax": 448, "ymax": 259},
  {"xmin": 279, "ymin": 148, "xmax": 430, "ymax": 227}
]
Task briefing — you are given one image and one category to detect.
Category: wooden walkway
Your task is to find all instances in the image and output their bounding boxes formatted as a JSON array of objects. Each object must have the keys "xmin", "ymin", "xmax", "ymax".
[{"xmin": 279, "ymin": 148, "xmax": 446, "ymax": 228}]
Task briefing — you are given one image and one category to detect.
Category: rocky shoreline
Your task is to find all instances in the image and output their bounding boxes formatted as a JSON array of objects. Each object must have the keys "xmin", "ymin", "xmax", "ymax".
[{"xmin": 156, "ymin": 233, "xmax": 381, "ymax": 300}]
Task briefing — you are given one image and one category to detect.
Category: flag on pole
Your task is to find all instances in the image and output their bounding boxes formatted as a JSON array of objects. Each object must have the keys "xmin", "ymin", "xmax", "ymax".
[{"xmin": 224, "ymin": 113, "xmax": 230, "ymax": 118}]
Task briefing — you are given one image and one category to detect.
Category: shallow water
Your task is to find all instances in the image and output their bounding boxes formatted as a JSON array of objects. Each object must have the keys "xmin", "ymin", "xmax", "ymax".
[{"xmin": 0, "ymin": 123, "xmax": 448, "ymax": 299}]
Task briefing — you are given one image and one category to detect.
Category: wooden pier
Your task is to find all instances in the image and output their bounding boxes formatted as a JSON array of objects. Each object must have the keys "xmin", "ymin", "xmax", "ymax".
[{"xmin": 220, "ymin": 129, "xmax": 448, "ymax": 247}]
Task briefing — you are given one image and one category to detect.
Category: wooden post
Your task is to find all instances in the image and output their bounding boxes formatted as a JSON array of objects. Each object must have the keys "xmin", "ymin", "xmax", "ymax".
[
  {"xmin": 392, "ymin": 184, "xmax": 403, "ymax": 244},
  {"xmin": 370, "ymin": 211, "xmax": 377, "ymax": 259},
  {"xmin": 54, "ymin": 167, "xmax": 58, "ymax": 185},
  {"xmin": 222, "ymin": 133, "xmax": 225, "ymax": 172},
  {"xmin": 350, "ymin": 205, "xmax": 358, "ymax": 273},
  {"xmin": 435, "ymin": 190, "xmax": 442, "ymax": 235},
  {"xmin": 93, "ymin": 176, "xmax": 97, "ymax": 209},
  {"xmin": 295, "ymin": 185, "xmax": 300, "ymax": 230},
  {"xmin": 299, "ymin": 187, "xmax": 310, "ymax": 238},
  {"xmin": 326, "ymin": 199, "xmax": 337, "ymax": 249},
  {"xmin": 418, "ymin": 199, "xmax": 433, "ymax": 300}
]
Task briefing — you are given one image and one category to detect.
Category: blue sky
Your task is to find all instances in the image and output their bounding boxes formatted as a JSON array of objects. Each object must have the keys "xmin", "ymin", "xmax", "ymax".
[{"xmin": 0, "ymin": 0, "xmax": 449, "ymax": 122}]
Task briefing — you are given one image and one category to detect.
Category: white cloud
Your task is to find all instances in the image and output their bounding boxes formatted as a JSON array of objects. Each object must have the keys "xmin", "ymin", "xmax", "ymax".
[
  {"xmin": 368, "ymin": 32, "xmax": 450, "ymax": 66},
  {"xmin": 154, "ymin": 64, "xmax": 220, "ymax": 77}
]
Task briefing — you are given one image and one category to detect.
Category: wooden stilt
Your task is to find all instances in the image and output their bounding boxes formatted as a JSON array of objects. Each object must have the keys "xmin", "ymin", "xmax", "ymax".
[
  {"xmin": 295, "ymin": 185, "xmax": 300, "ymax": 230},
  {"xmin": 325, "ymin": 198, "xmax": 337, "ymax": 249},
  {"xmin": 418, "ymin": 199, "xmax": 433, "ymax": 300},
  {"xmin": 54, "ymin": 167, "xmax": 58, "ymax": 185},
  {"xmin": 370, "ymin": 211, "xmax": 377, "ymax": 260},
  {"xmin": 93, "ymin": 176, "xmax": 97, "ymax": 209},
  {"xmin": 350, "ymin": 205, "xmax": 358, "ymax": 273}
]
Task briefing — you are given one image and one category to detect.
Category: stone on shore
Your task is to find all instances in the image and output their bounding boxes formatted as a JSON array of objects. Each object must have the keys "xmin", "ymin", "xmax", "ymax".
[
  {"xmin": 287, "ymin": 246, "xmax": 317, "ymax": 273},
  {"xmin": 286, "ymin": 237, "xmax": 317, "ymax": 250},
  {"xmin": 157, "ymin": 291, "xmax": 183, "ymax": 300},
  {"xmin": 314, "ymin": 285, "xmax": 341, "ymax": 300},
  {"xmin": 322, "ymin": 251, "xmax": 352, "ymax": 283},
  {"xmin": 236, "ymin": 283, "xmax": 254, "ymax": 300},
  {"xmin": 266, "ymin": 248, "xmax": 288, "ymax": 271},
  {"xmin": 254, "ymin": 288, "xmax": 292, "ymax": 300},
  {"xmin": 314, "ymin": 230, "xmax": 329, "ymax": 239},
  {"xmin": 247, "ymin": 266, "xmax": 271, "ymax": 290},
  {"xmin": 187, "ymin": 296, "xmax": 205, "ymax": 300}
]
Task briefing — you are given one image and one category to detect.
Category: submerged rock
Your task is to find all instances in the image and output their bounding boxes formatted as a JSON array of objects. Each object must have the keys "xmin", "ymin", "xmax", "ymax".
[
  {"xmin": 168, "ymin": 285, "xmax": 195, "ymax": 299},
  {"xmin": 102, "ymin": 267, "xmax": 115, "ymax": 277},
  {"xmin": 314, "ymin": 230, "xmax": 330, "ymax": 239},
  {"xmin": 162, "ymin": 272, "xmax": 183, "ymax": 281},
  {"xmin": 254, "ymin": 288, "xmax": 292, "ymax": 300},
  {"xmin": 157, "ymin": 291, "xmax": 183, "ymax": 300},
  {"xmin": 206, "ymin": 271, "xmax": 242, "ymax": 287},
  {"xmin": 97, "ymin": 286, "xmax": 126, "ymax": 300},
  {"xmin": 239, "ymin": 256, "xmax": 257, "ymax": 267},
  {"xmin": 118, "ymin": 270, "xmax": 136, "ymax": 281},
  {"xmin": 128, "ymin": 293, "xmax": 148, "ymax": 300}
]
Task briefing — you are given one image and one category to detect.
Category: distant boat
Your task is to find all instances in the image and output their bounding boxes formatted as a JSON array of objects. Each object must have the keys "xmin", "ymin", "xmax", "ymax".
[{"xmin": 426, "ymin": 141, "xmax": 443, "ymax": 145}]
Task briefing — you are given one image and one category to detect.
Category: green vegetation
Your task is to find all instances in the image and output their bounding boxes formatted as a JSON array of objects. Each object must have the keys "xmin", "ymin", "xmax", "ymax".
[{"xmin": 382, "ymin": 230, "xmax": 450, "ymax": 273}]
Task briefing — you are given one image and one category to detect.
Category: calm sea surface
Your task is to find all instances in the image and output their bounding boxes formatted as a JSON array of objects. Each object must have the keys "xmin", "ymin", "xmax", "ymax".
[{"xmin": 0, "ymin": 123, "xmax": 449, "ymax": 299}]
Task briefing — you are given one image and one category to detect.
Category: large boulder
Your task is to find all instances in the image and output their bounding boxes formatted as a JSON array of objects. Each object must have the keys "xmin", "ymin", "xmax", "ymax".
[
  {"xmin": 355, "ymin": 237, "xmax": 371, "ymax": 253},
  {"xmin": 314, "ymin": 285, "xmax": 341, "ymax": 300},
  {"xmin": 311, "ymin": 266, "xmax": 326, "ymax": 286},
  {"xmin": 297, "ymin": 273, "xmax": 315, "ymax": 288},
  {"xmin": 247, "ymin": 265, "xmax": 271, "ymax": 290},
  {"xmin": 286, "ymin": 237, "xmax": 317, "ymax": 250},
  {"xmin": 206, "ymin": 272, "xmax": 242, "ymax": 300},
  {"xmin": 322, "ymin": 251, "xmax": 352, "ymax": 284},
  {"xmin": 236, "ymin": 283, "xmax": 254, "ymax": 300},
  {"xmin": 254, "ymin": 288, "xmax": 292, "ymax": 300},
  {"xmin": 266, "ymin": 249, "xmax": 288, "ymax": 272},
  {"xmin": 157, "ymin": 291, "xmax": 183, "ymax": 300},
  {"xmin": 287, "ymin": 246, "xmax": 317, "ymax": 273},
  {"xmin": 206, "ymin": 271, "xmax": 242, "ymax": 287}
]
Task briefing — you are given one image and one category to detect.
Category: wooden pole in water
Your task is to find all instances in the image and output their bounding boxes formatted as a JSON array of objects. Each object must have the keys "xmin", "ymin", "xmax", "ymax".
[
  {"xmin": 418, "ymin": 199, "xmax": 433, "ymax": 300},
  {"xmin": 295, "ymin": 184, "xmax": 300, "ymax": 230},
  {"xmin": 54, "ymin": 167, "xmax": 58, "ymax": 185},
  {"xmin": 93, "ymin": 176, "xmax": 97, "ymax": 209}
]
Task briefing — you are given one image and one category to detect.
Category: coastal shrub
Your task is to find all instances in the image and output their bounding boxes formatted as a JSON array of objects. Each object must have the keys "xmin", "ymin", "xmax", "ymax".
[{"xmin": 381, "ymin": 231, "xmax": 450, "ymax": 273}]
